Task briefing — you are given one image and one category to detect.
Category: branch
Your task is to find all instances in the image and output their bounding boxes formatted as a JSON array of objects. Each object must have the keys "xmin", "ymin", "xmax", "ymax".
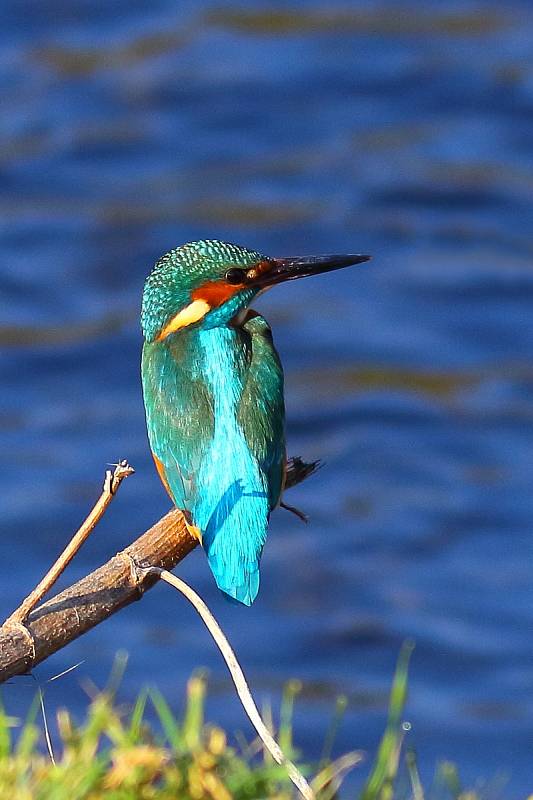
[
  {"xmin": 0, "ymin": 508, "xmax": 197, "ymax": 684},
  {"xmin": 0, "ymin": 456, "xmax": 316, "ymax": 685},
  {"xmin": 7, "ymin": 460, "xmax": 134, "ymax": 625},
  {"xmin": 148, "ymin": 567, "xmax": 315, "ymax": 800}
]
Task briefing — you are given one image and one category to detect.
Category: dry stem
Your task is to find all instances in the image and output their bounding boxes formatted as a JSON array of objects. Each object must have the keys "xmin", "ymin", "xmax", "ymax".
[
  {"xmin": 147, "ymin": 566, "xmax": 315, "ymax": 800},
  {"xmin": 7, "ymin": 460, "xmax": 134, "ymax": 625}
]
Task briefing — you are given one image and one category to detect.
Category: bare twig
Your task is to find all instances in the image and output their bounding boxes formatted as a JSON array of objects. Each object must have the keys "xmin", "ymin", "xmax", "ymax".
[
  {"xmin": 48, "ymin": 661, "xmax": 85, "ymax": 683},
  {"xmin": 0, "ymin": 508, "xmax": 197, "ymax": 684},
  {"xmin": 146, "ymin": 566, "xmax": 315, "ymax": 800},
  {"xmin": 7, "ymin": 460, "xmax": 134, "ymax": 625},
  {"xmin": 0, "ymin": 455, "xmax": 314, "ymax": 685},
  {"xmin": 38, "ymin": 687, "xmax": 56, "ymax": 765}
]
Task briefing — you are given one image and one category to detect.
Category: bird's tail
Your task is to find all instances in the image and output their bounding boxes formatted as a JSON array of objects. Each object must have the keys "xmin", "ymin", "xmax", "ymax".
[
  {"xmin": 207, "ymin": 550, "xmax": 261, "ymax": 606},
  {"xmin": 201, "ymin": 481, "xmax": 269, "ymax": 606}
]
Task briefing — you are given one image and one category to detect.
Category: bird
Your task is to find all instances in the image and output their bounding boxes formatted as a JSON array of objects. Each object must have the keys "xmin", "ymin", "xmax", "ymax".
[{"xmin": 141, "ymin": 240, "xmax": 370, "ymax": 605}]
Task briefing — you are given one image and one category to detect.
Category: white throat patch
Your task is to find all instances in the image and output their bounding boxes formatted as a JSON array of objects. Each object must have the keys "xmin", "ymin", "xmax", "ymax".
[{"xmin": 156, "ymin": 299, "xmax": 211, "ymax": 340}]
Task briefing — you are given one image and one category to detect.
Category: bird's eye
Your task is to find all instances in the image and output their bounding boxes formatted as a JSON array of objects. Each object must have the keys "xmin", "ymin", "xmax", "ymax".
[{"xmin": 225, "ymin": 268, "xmax": 245, "ymax": 285}]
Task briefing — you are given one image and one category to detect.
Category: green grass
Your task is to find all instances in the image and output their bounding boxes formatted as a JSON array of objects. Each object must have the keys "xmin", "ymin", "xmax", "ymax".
[{"xmin": 0, "ymin": 647, "xmax": 483, "ymax": 799}]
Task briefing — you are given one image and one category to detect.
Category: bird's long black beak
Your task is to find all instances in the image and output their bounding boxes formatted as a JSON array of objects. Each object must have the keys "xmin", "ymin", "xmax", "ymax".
[{"xmin": 244, "ymin": 253, "xmax": 371, "ymax": 288}]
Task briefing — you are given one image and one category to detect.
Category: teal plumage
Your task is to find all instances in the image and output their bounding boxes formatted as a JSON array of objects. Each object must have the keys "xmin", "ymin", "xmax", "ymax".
[
  {"xmin": 141, "ymin": 242, "xmax": 284, "ymax": 605},
  {"xmin": 141, "ymin": 240, "xmax": 369, "ymax": 605},
  {"xmin": 142, "ymin": 314, "xmax": 284, "ymax": 605}
]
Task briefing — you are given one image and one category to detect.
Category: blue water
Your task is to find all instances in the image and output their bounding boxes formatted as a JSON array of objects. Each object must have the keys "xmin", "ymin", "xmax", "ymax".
[{"xmin": 2, "ymin": 1, "xmax": 533, "ymax": 794}]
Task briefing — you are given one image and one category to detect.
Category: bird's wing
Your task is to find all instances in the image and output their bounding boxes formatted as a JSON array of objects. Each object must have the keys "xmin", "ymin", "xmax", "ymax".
[
  {"xmin": 237, "ymin": 312, "xmax": 286, "ymax": 511},
  {"xmin": 141, "ymin": 339, "xmax": 214, "ymax": 511}
]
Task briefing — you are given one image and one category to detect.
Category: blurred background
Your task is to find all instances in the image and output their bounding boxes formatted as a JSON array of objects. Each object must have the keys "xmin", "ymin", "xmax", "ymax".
[{"xmin": 1, "ymin": 0, "xmax": 533, "ymax": 795}]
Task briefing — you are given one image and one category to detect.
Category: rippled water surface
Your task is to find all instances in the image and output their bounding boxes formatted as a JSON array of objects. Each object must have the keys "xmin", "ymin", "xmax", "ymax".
[{"xmin": 2, "ymin": 1, "xmax": 533, "ymax": 795}]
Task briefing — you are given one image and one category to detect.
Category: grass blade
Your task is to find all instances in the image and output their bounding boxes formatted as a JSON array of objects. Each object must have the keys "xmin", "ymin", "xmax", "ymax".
[{"xmin": 360, "ymin": 641, "xmax": 414, "ymax": 800}]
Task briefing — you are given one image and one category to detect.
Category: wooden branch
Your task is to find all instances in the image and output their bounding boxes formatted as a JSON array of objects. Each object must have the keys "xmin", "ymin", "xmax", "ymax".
[
  {"xmin": 0, "ymin": 456, "xmax": 316, "ymax": 686},
  {"xmin": 0, "ymin": 508, "xmax": 197, "ymax": 685}
]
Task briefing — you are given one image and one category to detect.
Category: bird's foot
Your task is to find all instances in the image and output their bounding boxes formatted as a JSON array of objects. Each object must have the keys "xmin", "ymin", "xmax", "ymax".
[
  {"xmin": 186, "ymin": 521, "xmax": 203, "ymax": 544},
  {"xmin": 280, "ymin": 500, "xmax": 309, "ymax": 523},
  {"xmin": 182, "ymin": 510, "xmax": 203, "ymax": 543}
]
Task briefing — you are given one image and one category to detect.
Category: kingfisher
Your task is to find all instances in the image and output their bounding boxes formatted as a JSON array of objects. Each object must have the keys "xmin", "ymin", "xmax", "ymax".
[{"xmin": 141, "ymin": 240, "xmax": 370, "ymax": 605}]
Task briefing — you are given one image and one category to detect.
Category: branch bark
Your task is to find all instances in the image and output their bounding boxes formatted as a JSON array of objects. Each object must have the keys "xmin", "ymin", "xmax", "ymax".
[
  {"xmin": 0, "ymin": 456, "xmax": 316, "ymax": 685},
  {"xmin": 0, "ymin": 508, "xmax": 197, "ymax": 685}
]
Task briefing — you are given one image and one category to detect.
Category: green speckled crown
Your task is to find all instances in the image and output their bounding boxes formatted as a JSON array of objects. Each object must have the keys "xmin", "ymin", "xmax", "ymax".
[{"xmin": 141, "ymin": 240, "xmax": 264, "ymax": 342}]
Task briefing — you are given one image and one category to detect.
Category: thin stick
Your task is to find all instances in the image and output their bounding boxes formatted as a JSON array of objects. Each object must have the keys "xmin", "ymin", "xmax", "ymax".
[
  {"xmin": 38, "ymin": 687, "xmax": 56, "ymax": 765},
  {"xmin": 7, "ymin": 460, "xmax": 134, "ymax": 625},
  {"xmin": 147, "ymin": 566, "xmax": 316, "ymax": 800}
]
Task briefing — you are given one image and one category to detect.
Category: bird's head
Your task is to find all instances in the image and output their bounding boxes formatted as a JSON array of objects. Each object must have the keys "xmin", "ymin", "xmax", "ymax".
[{"xmin": 141, "ymin": 239, "xmax": 370, "ymax": 343}]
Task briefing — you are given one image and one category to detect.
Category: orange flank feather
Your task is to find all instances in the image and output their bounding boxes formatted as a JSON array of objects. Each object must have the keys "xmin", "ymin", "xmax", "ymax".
[
  {"xmin": 152, "ymin": 451, "xmax": 172, "ymax": 499},
  {"xmin": 192, "ymin": 279, "xmax": 244, "ymax": 307},
  {"xmin": 151, "ymin": 451, "xmax": 203, "ymax": 542}
]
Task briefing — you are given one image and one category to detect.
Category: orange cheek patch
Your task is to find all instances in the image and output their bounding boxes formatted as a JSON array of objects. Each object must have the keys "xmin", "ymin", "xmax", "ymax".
[{"xmin": 192, "ymin": 280, "xmax": 244, "ymax": 307}]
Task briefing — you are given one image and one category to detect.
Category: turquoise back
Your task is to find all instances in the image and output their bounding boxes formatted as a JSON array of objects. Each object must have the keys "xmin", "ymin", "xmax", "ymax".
[{"xmin": 142, "ymin": 314, "xmax": 285, "ymax": 605}]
